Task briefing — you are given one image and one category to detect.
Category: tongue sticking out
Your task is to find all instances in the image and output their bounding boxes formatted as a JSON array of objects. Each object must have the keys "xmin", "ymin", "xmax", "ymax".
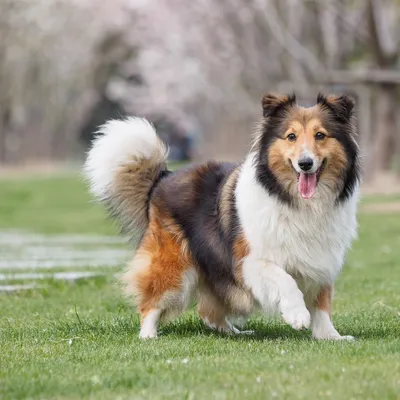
[{"xmin": 298, "ymin": 173, "xmax": 317, "ymax": 199}]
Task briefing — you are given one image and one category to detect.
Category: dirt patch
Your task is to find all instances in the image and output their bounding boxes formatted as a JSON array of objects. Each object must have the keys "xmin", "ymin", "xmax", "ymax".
[
  {"xmin": 361, "ymin": 172, "xmax": 400, "ymax": 195},
  {"xmin": 0, "ymin": 162, "xmax": 77, "ymax": 179},
  {"xmin": 361, "ymin": 202, "xmax": 400, "ymax": 214}
]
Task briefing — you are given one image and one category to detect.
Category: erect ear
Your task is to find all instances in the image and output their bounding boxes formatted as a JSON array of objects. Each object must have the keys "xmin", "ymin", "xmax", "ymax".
[
  {"xmin": 261, "ymin": 92, "xmax": 296, "ymax": 118},
  {"xmin": 317, "ymin": 93, "xmax": 355, "ymax": 123}
]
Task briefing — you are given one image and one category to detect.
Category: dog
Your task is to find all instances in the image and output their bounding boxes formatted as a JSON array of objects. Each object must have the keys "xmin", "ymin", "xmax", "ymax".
[{"xmin": 84, "ymin": 92, "xmax": 360, "ymax": 340}]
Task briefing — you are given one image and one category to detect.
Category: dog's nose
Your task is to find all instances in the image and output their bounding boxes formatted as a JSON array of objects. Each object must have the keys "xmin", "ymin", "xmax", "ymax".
[{"xmin": 298, "ymin": 157, "xmax": 314, "ymax": 171}]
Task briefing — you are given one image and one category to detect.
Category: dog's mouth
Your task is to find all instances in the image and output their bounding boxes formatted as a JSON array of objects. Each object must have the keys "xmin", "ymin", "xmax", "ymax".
[{"xmin": 293, "ymin": 159, "xmax": 326, "ymax": 200}]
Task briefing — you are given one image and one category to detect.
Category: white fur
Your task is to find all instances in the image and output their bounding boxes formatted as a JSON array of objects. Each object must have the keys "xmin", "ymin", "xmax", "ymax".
[
  {"xmin": 140, "ymin": 309, "xmax": 162, "ymax": 339},
  {"xmin": 236, "ymin": 153, "xmax": 359, "ymax": 335},
  {"xmin": 294, "ymin": 146, "xmax": 321, "ymax": 173},
  {"xmin": 160, "ymin": 268, "xmax": 198, "ymax": 321},
  {"xmin": 237, "ymin": 154, "xmax": 358, "ymax": 286},
  {"xmin": 138, "ymin": 268, "xmax": 198, "ymax": 339},
  {"xmin": 242, "ymin": 257, "xmax": 310, "ymax": 330},
  {"xmin": 311, "ymin": 309, "xmax": 354, "ymax": 341},
  {"xmin": 83, "ymin": 117, "xmax": 163, "ymax": 199}
]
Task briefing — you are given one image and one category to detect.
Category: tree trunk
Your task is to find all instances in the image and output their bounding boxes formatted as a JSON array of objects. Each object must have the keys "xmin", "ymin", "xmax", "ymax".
[
  {"xmin": 372, "ymin": 83, "xmax": 397, "ymax": 174},
  {"xmin": 356, "ymin": 84, "xmax": 373, "ymax": 181}
]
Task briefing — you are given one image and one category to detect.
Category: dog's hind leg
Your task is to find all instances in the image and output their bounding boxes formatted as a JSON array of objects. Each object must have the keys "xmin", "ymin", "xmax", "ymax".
[
  {"xmin": 197, "ymin": 286, "xmax": 253, "ymax": 335},
  {"xmin": 121, "ymin": 215, "xmax": 198, "ymax": 339}
]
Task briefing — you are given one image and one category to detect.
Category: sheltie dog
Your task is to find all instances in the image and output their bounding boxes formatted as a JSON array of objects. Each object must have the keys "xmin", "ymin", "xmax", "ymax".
[{"xmin": 84, "ymin": 93, "xmax": 360, "ymax": 340}]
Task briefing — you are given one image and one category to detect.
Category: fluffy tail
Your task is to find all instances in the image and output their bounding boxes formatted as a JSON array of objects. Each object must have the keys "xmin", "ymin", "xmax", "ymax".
[{"xmin": 84, "ymin": 117, "xmax": 168, "ymax": 239}]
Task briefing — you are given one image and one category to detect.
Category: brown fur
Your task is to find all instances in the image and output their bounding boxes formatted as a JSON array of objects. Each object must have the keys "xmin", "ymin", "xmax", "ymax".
[
  {"xmin": 262, "ymin": 93, "xmax": 296, "ymax": 117},
  {"xmin": 197, "ymin": 284, "xmax": 231, "ymax": 331},
  {"xmin": 314, "ymin": 286, "xmax": 333, "ymax": 318},
  {"xmin": 232, "ymin": 232, "xmax": 250, "ymax": 289},
  {"xmin": 232, "ymin": 233, "xmax": 250, "ymax": 264},
  {"xmin": 266, "ymin": 104, "xmax": 352, "ymax": 197},
  {"xmin": 121, "ymin": 206, "xmax": 194, "ymax": 319},
  {"xmin": 102, "ymin": 93, "xmax": 358, "ymax": 337},
  {"xmin": 111, "ymin": 150, "xmax": 167, "ymax": 240},
  {"xmin": 219, "ymin": 167, "xmax": 240, "ymax": 234},
  {"xmin": 122, "ymin": 184, "xmax": 254, "ymax": 330}
]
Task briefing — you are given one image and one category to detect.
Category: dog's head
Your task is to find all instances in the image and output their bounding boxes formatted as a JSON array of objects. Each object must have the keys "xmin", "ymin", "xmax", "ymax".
[{"xmin": 254, "ymin": 92, "xmax": 360, "ymax": 204}]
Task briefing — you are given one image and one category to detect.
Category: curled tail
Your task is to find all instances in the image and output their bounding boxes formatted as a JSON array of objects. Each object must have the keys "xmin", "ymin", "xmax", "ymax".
[{"xmin": 84, "ymin": 117, "xmax": 168, "ymax": 239}]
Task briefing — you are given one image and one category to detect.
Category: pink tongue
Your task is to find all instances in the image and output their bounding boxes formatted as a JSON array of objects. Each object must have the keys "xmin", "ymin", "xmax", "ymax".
[{"xmin": 298, "ymin": 173, "xmax": 317, "ymax": 199}]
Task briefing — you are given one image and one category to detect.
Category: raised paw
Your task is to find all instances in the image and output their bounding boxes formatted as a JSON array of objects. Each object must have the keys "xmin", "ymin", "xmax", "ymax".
[{"xmin": 282, "ymin": 305, "xmax": 311, "ymax": 330}]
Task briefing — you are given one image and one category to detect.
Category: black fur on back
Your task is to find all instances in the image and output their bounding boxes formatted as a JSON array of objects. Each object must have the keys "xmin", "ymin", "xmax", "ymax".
[{"xmin": 151, "ymin": 162, "xmax": 241, "ymax": 307}]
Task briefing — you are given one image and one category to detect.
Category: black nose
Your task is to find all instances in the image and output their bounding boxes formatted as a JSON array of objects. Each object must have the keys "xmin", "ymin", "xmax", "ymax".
[{"xmin": 298, "ymin": 157, "xmax": 313, "ymax": 171}]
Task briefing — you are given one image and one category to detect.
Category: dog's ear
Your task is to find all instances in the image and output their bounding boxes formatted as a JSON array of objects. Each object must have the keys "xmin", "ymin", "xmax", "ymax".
[
  {"xmin": 317, "ymin": 93, "xmax": 355, "ymax": 123},
  {"xmin": 261, "ymin": 93, "xmax": 296, "ymax": 118}
]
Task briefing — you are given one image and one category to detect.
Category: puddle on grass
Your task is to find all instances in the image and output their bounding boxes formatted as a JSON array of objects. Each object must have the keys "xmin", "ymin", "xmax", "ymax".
[
  {"xmin": 0, "ymin": 258, "xmax": 125, "ymax": 269},
  {"xmin": 0, "ymin": 232, "xmax": 126, "ymax": 245},
  {"xmin": 0, "ymin": 271, "xmax": 106, "ymax": 282},
  {"xmin": 0, "ymin": 283, "xmax": 41, "ymax": 292},
  {"xmin": 0, "ymin": 231, "xmax": 130, "ymax": 291}
]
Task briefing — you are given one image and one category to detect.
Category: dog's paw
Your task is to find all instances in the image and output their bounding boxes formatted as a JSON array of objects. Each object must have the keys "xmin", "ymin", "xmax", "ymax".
[
  {"xmin": 139, "ymin": 329, "xmax": 158, "ymax": 339},
  {"xmin": 203, "ymin": 318, "xmax": 254, "ymax": 335},
  {"xmin": 332, "ymin": 335, "xmax": 355, "ymax": 341},
  {"xmin": 313, "ymin": 331, "xmax": 355, "ymax": 341},
  {"xmin": 282, "ymin": 305, "xmax": 311, "ymax": 330},
  {"xmin": 229, "ymin": 325, "xmax": 255, "ymax": 335},
  {"xmin": 225, "ymin": 319, "xmax": 254, "ymax": 335}
]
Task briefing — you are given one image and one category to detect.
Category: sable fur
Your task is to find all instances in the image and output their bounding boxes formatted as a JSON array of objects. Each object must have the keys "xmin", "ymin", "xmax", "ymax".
[
  {"xmin": 84, "ymin": 117, "xmax": 168, "ymax": 239},
  {"xmin": 85, "ymin": 93, "xmax": 360, "ymax": 340}
]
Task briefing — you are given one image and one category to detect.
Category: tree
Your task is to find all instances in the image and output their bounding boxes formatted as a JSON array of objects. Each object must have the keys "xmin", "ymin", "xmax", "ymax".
[{"xmin": 367, "ymin": 0, "xmax": 400, "ymax": 175}]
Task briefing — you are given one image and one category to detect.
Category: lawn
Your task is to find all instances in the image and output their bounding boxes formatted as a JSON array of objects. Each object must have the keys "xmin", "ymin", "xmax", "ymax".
[{"xmin": 0, "ymin": 173, "xmax": 399, "ymax": 399}]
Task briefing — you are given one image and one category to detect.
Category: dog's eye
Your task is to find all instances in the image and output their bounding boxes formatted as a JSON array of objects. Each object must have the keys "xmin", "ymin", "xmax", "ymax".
[
  {"xmin": 287, "ymin": 133, "xmax": 297, "ymax": 142},
  {"xmin": 315, "ymin": 132, "xmax": 326, "ymax": 141}
]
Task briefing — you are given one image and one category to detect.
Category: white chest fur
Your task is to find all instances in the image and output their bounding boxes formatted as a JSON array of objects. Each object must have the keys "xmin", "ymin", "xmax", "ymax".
[{"xmin": 235, "ymin": 155, "xmax": 358, "ymax": 287}]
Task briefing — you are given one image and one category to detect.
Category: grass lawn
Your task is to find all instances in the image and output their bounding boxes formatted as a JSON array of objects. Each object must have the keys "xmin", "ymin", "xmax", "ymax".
[{"xmin": 0, "ymin": 173, "xmax": 399, "ymax": 399}]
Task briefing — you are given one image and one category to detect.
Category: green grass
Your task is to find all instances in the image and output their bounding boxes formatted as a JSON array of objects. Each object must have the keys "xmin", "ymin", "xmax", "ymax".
[
  {"xmin": 1, "ymin": 174, "xmax": 400, "ymax": 399},
  {"xmin": 0, "ymin": 173, "xmax": 116, "ymax": 235}
]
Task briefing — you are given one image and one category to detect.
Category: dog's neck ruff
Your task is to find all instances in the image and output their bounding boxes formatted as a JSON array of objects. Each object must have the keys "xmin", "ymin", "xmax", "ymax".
[{"xmin": 235, "ymin": 154, "xmax": 359, "ymax": 287}]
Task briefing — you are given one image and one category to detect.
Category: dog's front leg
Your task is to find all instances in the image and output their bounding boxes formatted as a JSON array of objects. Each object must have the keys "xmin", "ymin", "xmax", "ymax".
[
  {"xmin": 242, "ymin": 257, "xmax": 310, "ymax": 330},
  {"xmin": 310, "ymin": 286, "xmax": 354, "ymax": 340}
]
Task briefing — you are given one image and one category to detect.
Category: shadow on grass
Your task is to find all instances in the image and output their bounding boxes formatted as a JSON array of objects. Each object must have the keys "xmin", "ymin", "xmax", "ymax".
[
  {"xmin": 337, "ymin": 325, "xmax": 398, "ymax": 340},
  {"xmin": 4, "ymin": 308, "xmax": 396, "ymax": 342},
  {"xmin": 160, "ymin": 317, "xmax": 312, "ymax": 341},
  {"xmin": 3, "ymin": 314, "xmax": 310, "ymax": 342},
  {"xmin": 160, "ymin": 316, "xmax": 398, "ymax": 341}
]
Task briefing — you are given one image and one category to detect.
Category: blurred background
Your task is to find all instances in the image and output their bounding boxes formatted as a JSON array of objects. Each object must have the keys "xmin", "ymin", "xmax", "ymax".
[
  {"xmin": 1, "ymin": 3, "xmax": 400, "ymax": 394},
  {"xmin": 1, "ymin": 0, "xmax": 400, "ymax": 186}
]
